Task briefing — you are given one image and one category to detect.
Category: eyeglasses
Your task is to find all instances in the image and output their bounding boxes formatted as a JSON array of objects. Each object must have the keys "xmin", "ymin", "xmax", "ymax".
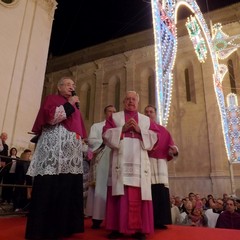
[{"xmin": 61, "ymin": 83, "xmax": 76, "ymax": 88}]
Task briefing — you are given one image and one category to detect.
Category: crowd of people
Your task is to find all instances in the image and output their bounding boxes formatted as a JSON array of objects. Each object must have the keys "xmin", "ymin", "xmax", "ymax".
[
  {"xmin": 170, "ymin": 192, "xmax": 240, "ymax": 229},
  {"xmin": 1, "ymin": 76, "xmax": 240, "ymax": 240},
  {"xmin": 0, "ymin": 132, "xmax": 32, "ymax": 212}
]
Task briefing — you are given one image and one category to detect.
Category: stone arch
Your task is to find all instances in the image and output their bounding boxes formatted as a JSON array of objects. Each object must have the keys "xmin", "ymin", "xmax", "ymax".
[{"xmin": 139, "ymin": 67, "xmax": 155, "ymax": 112}]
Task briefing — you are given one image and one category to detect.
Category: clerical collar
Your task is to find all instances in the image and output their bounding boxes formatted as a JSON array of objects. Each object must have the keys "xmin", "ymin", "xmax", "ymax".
[{"xmin": 124, "ymin": 110, "xmax": 138, "ymax": 116}]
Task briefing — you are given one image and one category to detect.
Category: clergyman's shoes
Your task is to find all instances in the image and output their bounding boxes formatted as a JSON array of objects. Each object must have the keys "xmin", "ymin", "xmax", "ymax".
[
  {"xmin": 155, "ymin": 224, "xmax": 168, "ymax": 229},
  {"xmin": 91, "ymin": 219, "xmax": 102, "ymax": 229},
  {"xmin": 131, "ymin": 232, "xmax": 146, "ymax": 240},
  {"xmin": 107, "ymin": 231, "xmax": 124, "ymax": 239}
]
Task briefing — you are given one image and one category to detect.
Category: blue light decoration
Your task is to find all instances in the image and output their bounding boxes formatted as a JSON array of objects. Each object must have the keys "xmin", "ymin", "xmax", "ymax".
[
  {"xmin": 226, "ymin": 94, "xmax": 240, "ymax": 162},
  {"xmin": 150, "ymin": 0, "xmax": 177, "ymax": 126},
  {"xmin": 151, "ymin": 0, "xmax": 240, "ymax": 162}
]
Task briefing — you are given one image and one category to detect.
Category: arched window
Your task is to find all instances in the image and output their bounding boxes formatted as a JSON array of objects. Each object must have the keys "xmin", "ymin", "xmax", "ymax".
[
  {"xmin": 184, "ymin": 67, "xmax": 196, "ymax": 103},
  {"xmin": 228, "ymin": 59, "xmax": 237, "ymax": 94},
  {"xmin": 226, "ymin": 93, "xmax": 238, "ymax": 107},
  {"xmin": 185, "ymin": 68, "xmax": 191, "ymax": 102}
]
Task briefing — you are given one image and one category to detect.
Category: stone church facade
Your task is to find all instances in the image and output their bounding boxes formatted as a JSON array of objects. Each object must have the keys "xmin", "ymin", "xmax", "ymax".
[
  {"xmin": 0, "ymin": 0, "xmax": 240, "ymax": 198},
  {"xmin": 45, "ymin": 4, "xmax": 240, "ymax": 198}
]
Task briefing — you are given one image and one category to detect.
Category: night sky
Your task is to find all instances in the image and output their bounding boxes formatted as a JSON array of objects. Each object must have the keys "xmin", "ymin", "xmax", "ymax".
[{"xmin": 48, "ymin": 0, "xmax": 240, "ymax": 57}]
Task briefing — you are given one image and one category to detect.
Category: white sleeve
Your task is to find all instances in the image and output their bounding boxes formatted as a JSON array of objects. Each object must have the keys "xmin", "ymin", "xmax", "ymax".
[
  {"xmin": 88, "ymin": 124, "xmax": 103, "ymax": 151},
  {"xmin": 140, "ymin": 129, "xmax": 158, "ymax": 150},
  {"xmin": 102, "ymin": 127, "xmax": 122, "ymax": 149},
  {"xmin": 48, "ymin": 105, "xmax": 67, "ymax": 125}
]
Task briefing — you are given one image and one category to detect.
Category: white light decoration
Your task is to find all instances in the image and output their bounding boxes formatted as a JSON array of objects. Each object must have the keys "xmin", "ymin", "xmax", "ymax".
[
  {"xmin": 212, "ymin": 23, "xmax": 239, "ymax": 60},
  {"xmin": 185, "ymin": 15, "xmax": 208, "ymax": 63},
  {"xmin": 151, "ymin": 0, "xmax": 177, "ymax": 126},
  {"xmin": 151, "ymin": 0, "xmax": 240, "ymax": 162}
]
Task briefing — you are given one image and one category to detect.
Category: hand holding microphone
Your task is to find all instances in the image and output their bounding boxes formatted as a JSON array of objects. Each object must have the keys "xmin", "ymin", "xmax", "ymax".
[{"xmin": 70, "ymin": 90, "xmax": 80, "ymax": 109}]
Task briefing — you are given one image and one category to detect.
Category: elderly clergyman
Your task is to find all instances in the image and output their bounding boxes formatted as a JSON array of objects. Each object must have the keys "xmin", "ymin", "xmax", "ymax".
[{"xmin": 102, "ymin": 91, "xmax": 158, "ymax": 240}]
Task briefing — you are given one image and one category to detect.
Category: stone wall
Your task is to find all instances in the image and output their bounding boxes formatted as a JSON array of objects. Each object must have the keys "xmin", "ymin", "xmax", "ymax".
[
  {"xmin": 43, "ymin": 3, "xmax": 240, "ymax": 197},
  {"xmin": 0, "ymin": 0, "xmax": 57, "ymax": 152}
]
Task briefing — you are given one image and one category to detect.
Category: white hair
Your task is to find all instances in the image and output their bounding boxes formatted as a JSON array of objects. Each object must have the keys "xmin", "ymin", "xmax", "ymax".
[
  {"xmin": 57, "ymin": 76, "xmax": 74, "ymax": 87},
  {"xmin": 125, "ymin": 90, "xmax": 139, "ymax": 102}
]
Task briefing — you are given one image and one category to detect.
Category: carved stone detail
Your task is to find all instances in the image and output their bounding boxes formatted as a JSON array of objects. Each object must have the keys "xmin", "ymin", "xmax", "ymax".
[{"xmin": 34, "ymin": 0, "xmax": 57, "ymax": 18}]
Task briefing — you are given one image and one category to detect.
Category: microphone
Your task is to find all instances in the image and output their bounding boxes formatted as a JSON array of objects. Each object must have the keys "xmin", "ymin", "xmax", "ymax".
[{"xmin": 71, "ymin": 90, "xmax": 80, "ymax": 109}]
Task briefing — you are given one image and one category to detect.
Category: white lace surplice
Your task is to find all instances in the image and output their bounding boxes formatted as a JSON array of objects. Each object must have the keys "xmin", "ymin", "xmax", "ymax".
[{"xmin": 27, "ymin": 124, "xmax": 84, "ymax": 176}]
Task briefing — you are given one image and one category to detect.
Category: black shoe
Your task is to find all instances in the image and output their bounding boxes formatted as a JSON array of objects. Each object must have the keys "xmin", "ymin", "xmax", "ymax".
[
  {"xmin": 131, "ymin": 232, "xmax": 146, "ymax": 240},
  {"xmin": 91, "ymin": 224, "xmax": 100, "ymax": 229},
  {"xmin": 155, "ymin": 224, "xmax": 168, "ymax": 229},
  {"xmin": 107, "ymin": 231, "xmax": 124, "ymax": 239},
  {"xmin": 91, "ymin": 219, "xmax": 102, "ymax": 229}
]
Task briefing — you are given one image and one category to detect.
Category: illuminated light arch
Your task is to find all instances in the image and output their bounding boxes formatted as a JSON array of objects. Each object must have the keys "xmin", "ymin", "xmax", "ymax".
[
  {"xmin": 226, "ymin": 93, "xmax": 240, "ymax": 162},
  {"xmin": 151, "ymin": 0, "xmax": 232, "ymax": 160}
]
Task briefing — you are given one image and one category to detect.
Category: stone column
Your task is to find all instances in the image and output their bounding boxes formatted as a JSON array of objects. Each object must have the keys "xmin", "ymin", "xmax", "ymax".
[
  {"xmin": 124, "ymin": 52, "xmax": 135, "ymax": 91},
  {"xmin": 93, "ymin": 60, "xmax": 105, "ymax": 122},
  {"xmin": 0, "ymin": 0, "xmax": 57, "ymax": 150}
]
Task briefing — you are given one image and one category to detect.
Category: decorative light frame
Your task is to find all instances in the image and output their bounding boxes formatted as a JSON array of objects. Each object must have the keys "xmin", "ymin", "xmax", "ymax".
[
  {"xmin": 185, "ymin": 15, "xmax": 208, "ymax": 63},
  {"xmin": 151, "ymin": 0, "xmax": 239, "ymax": 162}
]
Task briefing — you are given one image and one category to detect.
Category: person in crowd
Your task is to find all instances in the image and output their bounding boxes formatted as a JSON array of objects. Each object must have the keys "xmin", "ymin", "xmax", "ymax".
[
  {"xmin": 85, "ymin": 104, "xmax": 116, "ymax": 229},
  {"xmin": 25, "ymin": 76, "xmax": 87, "ymax": 240},
  {"xmin": 1, "ymin": 147, "xmax": 19, "ymax": 204},
  {"xmin": 205, "ymin": 194, "xmax": 215, "ymax": 209},
  {"xmin": 174, "ymin": 196, "xmax": 185, "ymax": 213},
  {"xmin": 14, "ymin": 149, "xmax": 32, "ymax": 212},
  {"xmin": 180, "ymin": 197, "xmax": 188, "ymax": 213},
  {"xmin": 188, "ymin": 192, "xmax": 197, "ymax": 208},
  {"xmin": 195, "ymin": 193, "xmax": 203, "ymax": 209},
  {"xmin": 216, "ymin": 198, "xmax": 240, "ymax": 229},
  {"xmin": 170, "ymin": 196, "xmax": 181, "ymax": 224},
  {"xmin": 235, "ymin": 199, "xmax": 240, "ymax": 213},
  {"xmin": 144, "ymin": 105, "xmax": 178, "ymax": 229},
  {"xmin": 0, "ymin": 132, "xmax": 9, "ymax": 184},
  {"xmin": 182, "ymin": 206, "xmax": 208, "ymax": 227},
  {"xmin": 204, "ymin": 198, "xmax": 224, "ymax": 228},
  {"xmin": 179, "ymin": 200, "xmax": 193, "ymax": 223},
  {"xmin": 222, "ymin": 193, "xmax": 229, "ymax": 210},
  {"xmin": 201, "ymin": 197, "xmax": 208, "ymax": 211},
  {"xmin": 102, "ymin": 91, "xmax": 158, "ymax": 240}
]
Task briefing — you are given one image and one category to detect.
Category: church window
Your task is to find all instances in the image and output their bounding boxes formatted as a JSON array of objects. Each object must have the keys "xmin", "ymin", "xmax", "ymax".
[
  {"xmin": 228, "ymin": 59, "xmax": 237, "ymax": 94},
  {"xmin": 184, "ymin": 67, "xmax": 196, "ymax": 103},
  {"xmin": 185, "ymin": 68, "xmax": 191, "ymax": 102}
]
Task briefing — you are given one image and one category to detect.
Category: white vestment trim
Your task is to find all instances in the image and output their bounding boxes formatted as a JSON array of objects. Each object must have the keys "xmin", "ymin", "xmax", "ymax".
[
  {"xmin": 103, "ymin": 111, "xmax": 157, "ymax": 200},
  {"xmin": 149, "ymin": 157, "xmax": 169, "ymax": 187}
]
